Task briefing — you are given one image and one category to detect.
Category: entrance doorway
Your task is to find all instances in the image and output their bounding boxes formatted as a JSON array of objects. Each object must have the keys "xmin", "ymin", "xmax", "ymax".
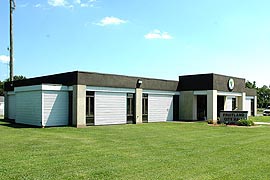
[
  {"xmin": 217, "ymin": 96, "xmax": 225, "ymax": 118},
  {"xmin": 197, "ymin": 95, "xmax": 207, "ymax": 120},
  {"xmin": 251, "ymin": 99, "xmax": 255, "ymax": 116}
]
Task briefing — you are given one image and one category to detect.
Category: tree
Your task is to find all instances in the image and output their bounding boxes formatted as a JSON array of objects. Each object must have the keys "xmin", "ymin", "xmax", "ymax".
[
  {"xmin": 245, "ymin": 80, "xmax": 256, "ymax": 89},
  {"xmin": 5, "ymin": 75, "xmax": 26, "ymax": 82},
  {"xmin": 0, "ymin": 75, "xmax": 27, "ymax": 96},
  {"xmin": 257, "ymin": 85, "xmax": 270, "ymax": 108},
  {"xmin": 0, "ymin": 81, "xmax": 3, "ymax": 96}
]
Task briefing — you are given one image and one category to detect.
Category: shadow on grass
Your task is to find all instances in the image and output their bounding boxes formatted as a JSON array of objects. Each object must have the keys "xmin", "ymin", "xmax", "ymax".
[{"xmin": 0, "ymin": 119, "xmax": 40, "ymax": 129}]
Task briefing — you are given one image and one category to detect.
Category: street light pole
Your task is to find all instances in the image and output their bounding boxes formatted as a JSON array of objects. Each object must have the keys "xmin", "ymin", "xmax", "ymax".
[{"xmin": 9, "ymin": 0, "xmax": 15, "ymax": 82}]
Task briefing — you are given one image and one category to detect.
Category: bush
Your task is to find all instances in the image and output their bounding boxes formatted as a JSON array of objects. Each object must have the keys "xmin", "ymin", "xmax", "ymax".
[
  {"xmin": 207, "ymin": 119, "xmax": 213, "ymax": 124},
  {"xmin": 206, "ymin": 119, "xmax": 221, "ymax": 125},
  {"xmin": 236, "ymin": 119, "xmax": 254, "ymax": 126}
]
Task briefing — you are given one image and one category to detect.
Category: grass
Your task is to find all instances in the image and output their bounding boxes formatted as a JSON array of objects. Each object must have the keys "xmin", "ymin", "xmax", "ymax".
[
  {"xmin": 250, "ymin": 116, "xmax": 270, "ymax": 122},
  {"xmin": 1, "ymin": 119, "xmax": 270, "ymax": 179}
]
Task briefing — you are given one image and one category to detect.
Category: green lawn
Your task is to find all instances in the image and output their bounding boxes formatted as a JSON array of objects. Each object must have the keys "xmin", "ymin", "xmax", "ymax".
[
  {"xmin": 250, "ymin": 116, "xmax": 270, "ymax": 122},
  {"xmin": 1, "ymin": 120, "xmax": 270, "ymax": 180}
]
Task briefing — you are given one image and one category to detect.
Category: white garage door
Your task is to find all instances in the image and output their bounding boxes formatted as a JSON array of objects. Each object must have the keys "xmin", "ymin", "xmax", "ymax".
[
  {"xmin": 43, "ymin": 91, "xmax": 69, "ymax": 126},
  {"xmin": 148, "ymin": 94, "xmax": 173, "ymax": 122},
  {"xmin": 95, "ymin": 92, "xmax": 126, "ymax": 125}
]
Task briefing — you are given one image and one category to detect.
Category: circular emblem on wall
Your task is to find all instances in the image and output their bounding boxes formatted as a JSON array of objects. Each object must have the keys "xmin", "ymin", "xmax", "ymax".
[{"xmin": 228, "ymin": 78, "xmax": 235, "ymax": 91}]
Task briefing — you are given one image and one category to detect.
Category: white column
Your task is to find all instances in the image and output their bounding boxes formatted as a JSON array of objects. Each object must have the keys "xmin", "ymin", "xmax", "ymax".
[
  {"xmin": 207, "ymin": 90, "xmax": 217, "ymax": 123},
  {"xmin": 73, "ymin": 85, "xmax": 86, "ymax": 128},
  {"xmin": 254, "ymin": 96, "xmax": 257, "ymax": 116},
  {"xmin": 192, "ymin": 95, "xmax": 197, "ymax": 120},
  {"xmin": 239, "ymin": 92, "xmax": 246, "ymax": 111},
  {"xmin": 135, "ymin": 88, "xmax": 142, "ymax": 124}
]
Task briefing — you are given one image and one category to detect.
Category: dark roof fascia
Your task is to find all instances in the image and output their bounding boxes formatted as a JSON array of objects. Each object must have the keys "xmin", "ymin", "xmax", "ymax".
[
  {"xmin": 77, "ymin": 71, "xmax": 179, "ymax": 91},
  {"xmin": 4, "ymin": 71, "xmax": 79, "ymax": 91},
  {"xmin": 245, "ymin": 88, "xmax": 257, "ymax": 96},
  {"xmin": 179, "ymin": 73, "xmax": 214, "ymax": 91},
  {"xmin": 4, "ymin": 71, "xmax": 179, "ymax": 92}
]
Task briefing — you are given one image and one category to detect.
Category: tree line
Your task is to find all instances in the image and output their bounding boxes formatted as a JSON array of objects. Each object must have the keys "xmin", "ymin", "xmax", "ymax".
[
  {"xmin": 246, "ymin": 81, "xmax": 270, "ymax": 108},
  {"xmin": 0, "ymin": 75, "xmax": 26, "ymax": 95}
]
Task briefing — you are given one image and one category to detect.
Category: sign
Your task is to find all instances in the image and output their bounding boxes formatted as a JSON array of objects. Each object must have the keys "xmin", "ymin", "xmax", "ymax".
[
  {"xmin": 220, "ymin": 111, "xmax": 248, "ymax": 125},
  {"xmin": 228, "ymin": 78, "xmax": 235, "ymax": 91}
]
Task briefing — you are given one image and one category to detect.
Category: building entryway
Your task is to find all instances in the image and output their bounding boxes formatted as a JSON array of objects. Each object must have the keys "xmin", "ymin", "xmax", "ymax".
[
  {"xmin": 197, "ymin": 95, "xmax": 207, "ymax": 120},
  {"xmin": 217, "ymin": 96, "xmax": 225, "ymax": 118}
]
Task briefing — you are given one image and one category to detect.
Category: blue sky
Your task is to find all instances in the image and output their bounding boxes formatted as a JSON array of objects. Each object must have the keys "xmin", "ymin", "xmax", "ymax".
[{"xmin": 0, "ymin": 0, "xmax": 270, "ymax": 87}]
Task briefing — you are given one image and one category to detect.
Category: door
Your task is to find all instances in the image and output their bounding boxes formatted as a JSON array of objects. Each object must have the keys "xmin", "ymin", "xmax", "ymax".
[
  {"xmin": 217, "ymin": 96, "xmax": 225, "ymax": 118},
  {"xmin": 197, "ymin": 95, "xmax": 207, "ymax": 120},
  {"xmin": 173, "ymin": 95, "xmax": 180, "ymax": 121},
  {"xmin": 86, "ymin": 91, "xmax": 95, "ymax": 125}
]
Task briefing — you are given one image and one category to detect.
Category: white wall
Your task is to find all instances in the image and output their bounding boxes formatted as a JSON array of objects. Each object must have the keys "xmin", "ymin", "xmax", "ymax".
[
  {"xmin": 42, "ymin": 91, "xmax": 69, "ymax": 126},
  {"xmin": 225, "ymin": 96, "xmax": 233, "ymax": 111},
  {"xmin": 16, "ymin": 91, "xmax": 42, "ymax": 126},
  {"xmin": 148, "ymin": 94, "xmax": 173, "ymax": 122},
  {"xmin": 12, "ymin": 85, "xmax": 69, "ymax": 127},
  {"xmin": 95, "ymin": 92, "xmax": 126, "ymax": 125},
  {"xmin": 0, "ymin": 102, "xmax": 4, "ymax": 116}
]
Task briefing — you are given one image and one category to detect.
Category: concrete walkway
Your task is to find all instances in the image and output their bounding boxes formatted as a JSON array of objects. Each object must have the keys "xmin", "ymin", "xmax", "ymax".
[{"xmin": 254, "ymin": 122, "xmax": 270, "ymax": 125}]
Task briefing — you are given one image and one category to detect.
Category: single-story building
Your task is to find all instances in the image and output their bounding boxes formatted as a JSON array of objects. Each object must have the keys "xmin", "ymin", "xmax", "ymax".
[{"xmin": 4, "ymin": 71, "xmax": 257, "ymax": 127}]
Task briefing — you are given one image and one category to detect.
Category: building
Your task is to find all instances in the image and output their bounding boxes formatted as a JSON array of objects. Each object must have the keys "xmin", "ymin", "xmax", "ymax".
[
  {"xmin": 4, "ymin": 71, "xmax": 257, "ymax": 127},
  {"xmin": 0, "ymin": 96, "xmax": 4, "ymax": 116}
]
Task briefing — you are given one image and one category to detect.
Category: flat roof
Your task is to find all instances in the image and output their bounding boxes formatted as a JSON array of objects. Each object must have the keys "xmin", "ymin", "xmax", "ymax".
[{"xmin": 4, "ymin": 71, "xmax": 256, "ymax": 95}]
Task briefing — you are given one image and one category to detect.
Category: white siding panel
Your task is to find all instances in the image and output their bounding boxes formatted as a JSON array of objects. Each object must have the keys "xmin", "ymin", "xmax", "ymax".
[
  {"xmin": 43, "ymin": 91, "xmax": 69, "ymax": 126},
  {"xmin": 148, "ymin": 94, "xmax": 173, "ymax": 122},
  {"xmin": 245, "ymin": 98, "xmax": 251, "ymax": 116},
  {"xmin": 0, "ymin": 102, "xmax": 4, "ymax": 116},
  {"xmin": 225, "ymin": 97, "xmax": 233, "ymax": 111},
  {"xmin": 16, "ymin": 91, "xmax": 42, "ymax": 126},
  {"xmin": 8, "ymin": 94, "xmax": 16, "ymax": 119},
  {"xmin": 95, "ymin": 92, "xmax": 126, "ymax": 125}
]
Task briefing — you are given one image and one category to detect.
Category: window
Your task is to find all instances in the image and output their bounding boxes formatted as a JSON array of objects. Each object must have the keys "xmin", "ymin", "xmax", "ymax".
[
  {"xmin": 127, "ymin": 93, "xmax": 135, "ymax": 124},
  {"xmin": 142, "ymin": 94, "xmax": 148, "ymax": 115},
  {"xmin": 232, "ymin": 98, "xmax": 237, "ymax": 110},
  {"xmin": 127, "ymin": 93, "xmax": 134, "ymax": 116},
  {"xmin": 86, "ymin": 91, "xmax": 94, "ymax": 125},
  {"xmin": 142, "ymin": 94, "xmax": 148, "ymax": 122}
]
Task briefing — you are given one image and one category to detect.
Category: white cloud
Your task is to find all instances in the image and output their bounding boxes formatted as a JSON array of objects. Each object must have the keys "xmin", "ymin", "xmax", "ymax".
[
  {"xmin": 0, "ymin": 55, "xmax": 10, "ymax": 64},
  {"xmin": 95, "ymin": 16, "xmax": 127, "ymax": 26},
  {"xmin": 48, "ymin": 0, "xmax": 96, "ymax": 8},
  {"xmin": 34, "ymin": 4, "xmax": 41, "ymax": 8},
  {"xmin": 74, "ymin": 0, "xmax": 95, "ymax": 8},
  {"xmin": 48, "ymin": 0, "xmax": 68, "ymax": 7},
  {"xmin": 144, "ymin": 29, "xmax": 173, "ymax": 40}
]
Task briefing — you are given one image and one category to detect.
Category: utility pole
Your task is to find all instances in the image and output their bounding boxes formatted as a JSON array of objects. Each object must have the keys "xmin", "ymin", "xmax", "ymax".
[{"xmin": 9, "ymin": 0, "xmax": 15, "ymax": 82}]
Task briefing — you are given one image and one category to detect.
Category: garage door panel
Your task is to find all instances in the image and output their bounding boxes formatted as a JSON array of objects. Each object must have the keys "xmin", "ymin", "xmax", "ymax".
[
  {"xmin": 148, "ymin": 94, "xmax": 173, "ymax": 122},
  {"xmin": 95, "ymin": 92, "xmax": 126, "ymax": 125},
  {"xmin": 43, "ymin": 91, "xmax": 69, "ymax": 126}
]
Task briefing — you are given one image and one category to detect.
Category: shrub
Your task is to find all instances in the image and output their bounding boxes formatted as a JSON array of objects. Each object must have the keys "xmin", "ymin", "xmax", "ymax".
[
  {"xmin": 206, "ymin": 119, "xmax": 221, "ymax": 125},
  {"xmin": 207, "ymin": 119, "xmax": 213, "ymax": 124},
  {"xmin": 236, "ymin": 119, "xmax": 254, "ymax": 126}
]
